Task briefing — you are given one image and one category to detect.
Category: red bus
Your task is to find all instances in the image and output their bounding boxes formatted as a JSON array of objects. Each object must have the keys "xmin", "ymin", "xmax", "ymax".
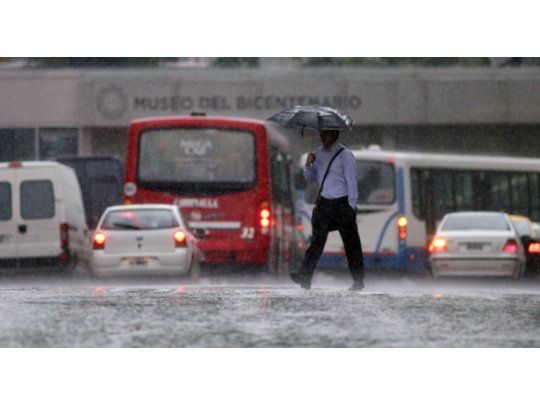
[{"xmin": 123, "ymin": 115, "xmax": 296, "ymax": 274}]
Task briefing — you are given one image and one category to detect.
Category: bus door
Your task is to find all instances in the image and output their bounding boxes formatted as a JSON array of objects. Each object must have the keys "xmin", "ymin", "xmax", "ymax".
[
  {"xmin": 356, "ymin": 159, "xmax": 397, "ymax": 255},
  {"xmin": 416, "ymin": 168, "xmax": 472, "ymax": 244},
  {"xmin": 421, "ymin": 169, "xmax": 437, "ymax": 241},
  {"xmin": 269, "ymin": 145, "xmax": 294, "ymax": 273}
]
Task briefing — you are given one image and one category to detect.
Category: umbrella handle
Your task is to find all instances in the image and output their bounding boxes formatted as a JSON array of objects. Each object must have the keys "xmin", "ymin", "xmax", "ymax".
[{"xmin": 301, "ymin": 125, "xmax": 304, "ymax": 137}]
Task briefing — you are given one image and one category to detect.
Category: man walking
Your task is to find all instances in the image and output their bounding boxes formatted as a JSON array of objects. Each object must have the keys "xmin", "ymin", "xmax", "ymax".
[{"xmin": 291, "ymin": 129, "xmax": 365, "ymax": 291}]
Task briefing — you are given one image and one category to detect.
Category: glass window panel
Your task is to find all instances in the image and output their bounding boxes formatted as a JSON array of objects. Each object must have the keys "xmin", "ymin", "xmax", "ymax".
[
  {"xmin": 510, "ymin": 173, "xmax": 529, "ymax": 216},
  {"xmin": 20, "ymin": 180, "xmax": 55, "ymax": 219},
  {"xmin": 410, "ymin": 169, "xmax": 421, "ymax": 218},
  {"xmin": 510, "ymin": 218, "xmax": 533, "ymax": 237},
  {"xmin": 0, "ymin": 182, "xmax": 12, "ymax": 220},
  {"xmin": 442, "ymin": 213, "xmax": 510, "ymax": 231},
  {"xmin": 528, "ymin": 174, "xmax": 540, "ymax": 222},
  {"xmin": 431, "ymin": 170, "xmax": 454, "ymax": 220},
  {"xmin": 357, "ymin": 160, "xmax": 395, "ymax": 205},
  {"xmin": 101, "ymin": 209, "xmax": 178, "ymax": 230},
  {"xmin": 139, "ymin": 128, "xmax": 255, "ymax": 183},
  {"xmin": 39, "ymin": 128, "xmax": 78, "ymax": 160},
  {"xmin": 138, "ymin": 128, "xmax": 256, "ymax": 194},
  {"xmin": 0, "ymin": 129, "xmax": 35, "ymax": 162},
  {"xmin": 486, "ymin": 172, "xmax": 510, "ymax": 211},
  {"xmin": 454, "ymin": 171, "xmax": 474, "ymax": 211},
  {"xmin": 529, "ymin": 174, "xmax": 539, "ymax": 207}
]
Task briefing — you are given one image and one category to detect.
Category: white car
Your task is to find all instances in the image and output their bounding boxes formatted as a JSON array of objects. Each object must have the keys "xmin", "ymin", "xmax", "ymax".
[
  {"xmin": 90, "ymin": 204, "xmax": 199, "ymax": 278},
  {"xmin": 428, "ymin": 212, "xmax": 526, "ymax": 279}
]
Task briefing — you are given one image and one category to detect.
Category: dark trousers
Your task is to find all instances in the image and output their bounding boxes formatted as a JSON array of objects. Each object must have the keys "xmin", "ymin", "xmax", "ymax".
[{"xmin": 299, "ymin": 196, "xmax": 364, "ymax": 282}]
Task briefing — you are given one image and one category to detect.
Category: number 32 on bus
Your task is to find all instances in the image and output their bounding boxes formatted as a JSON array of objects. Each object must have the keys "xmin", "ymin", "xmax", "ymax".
[{"xmin": 123, "ymin": 115, "xmax": 296, "ymax": 274}]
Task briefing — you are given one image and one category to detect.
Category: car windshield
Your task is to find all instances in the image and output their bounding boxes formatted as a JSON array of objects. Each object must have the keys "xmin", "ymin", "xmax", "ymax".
[
  {"xmin": 101, "ymin": 209, "xmax": 179, "ymax": 230},
  {"xmin": 441, "ymin": 214, "xmax": 510, "ymax": 231},
  {"xmin": 511, "ymin": 220, "xmax": 531, "ymax": 237}
]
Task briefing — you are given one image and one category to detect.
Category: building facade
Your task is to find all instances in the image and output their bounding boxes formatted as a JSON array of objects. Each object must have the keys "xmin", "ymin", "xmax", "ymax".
[{"xmin": 1, "ymin": 67, "xmax": 540, "ymax": 163}]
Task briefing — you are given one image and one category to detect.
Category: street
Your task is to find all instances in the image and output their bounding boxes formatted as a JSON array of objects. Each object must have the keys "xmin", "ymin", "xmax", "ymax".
[{"xmin": 0, "ymin": 268, "xmax": 539, "ymax": 347}]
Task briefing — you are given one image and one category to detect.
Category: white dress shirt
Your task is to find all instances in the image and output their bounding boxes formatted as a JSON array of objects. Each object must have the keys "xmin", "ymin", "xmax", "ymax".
[{"xmin": 304, "ymin": 142, "xmax": 358, "ymax": 209}]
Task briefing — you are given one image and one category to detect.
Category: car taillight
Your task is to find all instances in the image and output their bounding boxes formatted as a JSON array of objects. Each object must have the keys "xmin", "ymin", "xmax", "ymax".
[
  {"xmin": 93, "ymin": 232, "xmax": 106, "ymax": 250},
  {"xmin": 528, "ymin": 242, "xmax": 540, "ymax": 254},
  {"xmin": 174, "ymin": 230, "xmax": 187, "ymax": 247},
  {"xmin": 60, "ymin": 223, "xmax": 70, "ymax": 259},
  {"xmin": 60, "ymin": 223, "xmax": 69, "ymax": 249},
  {"xmin": 428, "ymin": 237, "xmax": 447, "ymax": 253},
  {"xmin": 260, "ymin": 202, "xmax": 270, "ymax": 228},
  {"xmin": 397, "ymin": 216, "xmax": 407, "ymax": 242},
  {"xmin": 503, "ymin": 239, "xmax": 518, "ymax": 253}
]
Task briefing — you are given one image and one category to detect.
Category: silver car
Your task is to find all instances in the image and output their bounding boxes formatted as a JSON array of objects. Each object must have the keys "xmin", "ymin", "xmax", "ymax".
[
  {"xmin": 90, "ymin": 204, "xmax": 200, "ymax": 278},
  {"xmin": 429, "ymin": 212, "xmax": 525, "ymax": 279}
]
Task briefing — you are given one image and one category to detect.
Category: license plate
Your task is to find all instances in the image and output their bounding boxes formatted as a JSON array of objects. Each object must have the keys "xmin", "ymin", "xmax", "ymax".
[
  {"xmin": 466, "ymin": 243, "xmax": 484, "ymax": 250},
  {"xmin": 128, "ymin": 257, "xmax": 148, "ymax": 265}
]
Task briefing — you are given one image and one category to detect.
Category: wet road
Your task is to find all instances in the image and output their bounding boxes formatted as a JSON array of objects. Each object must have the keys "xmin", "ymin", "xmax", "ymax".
[{"xmin": 0, "ymin": 270, "xmax": 539, "ymax": 347}]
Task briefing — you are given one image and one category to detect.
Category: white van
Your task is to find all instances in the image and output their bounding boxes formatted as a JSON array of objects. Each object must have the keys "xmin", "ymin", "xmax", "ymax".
[{"xmin": 0, "ymin": 161, "xmax": 88, "ymax": 271}]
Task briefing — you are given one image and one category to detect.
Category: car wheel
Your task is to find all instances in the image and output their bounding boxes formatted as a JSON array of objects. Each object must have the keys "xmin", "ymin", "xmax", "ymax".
[
  {"xmin": 513, "ymin": 263, "xmax": 525, "ymax": 280},
  {"xmin": 189, "ymin": 253, "xmax": 201, "ymax": 281},
  {"xmin": 427, "ymin": 262, "xmax": 437, "ymax": 278}
]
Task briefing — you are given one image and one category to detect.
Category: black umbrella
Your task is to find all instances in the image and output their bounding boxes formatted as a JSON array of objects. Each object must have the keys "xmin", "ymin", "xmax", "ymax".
[{"xmin": 268, "ymin": 105, "xmax": 355, "ymax": 135}]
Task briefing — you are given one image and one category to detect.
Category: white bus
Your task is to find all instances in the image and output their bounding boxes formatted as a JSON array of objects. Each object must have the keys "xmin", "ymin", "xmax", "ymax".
[{"xmin": 295, "ymin": 147, "xmax": 540, "ymax": 273}]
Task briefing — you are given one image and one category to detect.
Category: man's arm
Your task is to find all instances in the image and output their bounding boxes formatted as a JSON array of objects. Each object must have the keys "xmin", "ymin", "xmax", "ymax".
[
  {"xmin": 343, "ymin": 150, "xmax": 358, "ymax": 210},
  {"xmin": 304, "ymin": 152, "xmax": 318, "ymax": 182}
]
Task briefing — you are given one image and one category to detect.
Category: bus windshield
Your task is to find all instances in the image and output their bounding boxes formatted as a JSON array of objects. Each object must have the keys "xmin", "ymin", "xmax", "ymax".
[{"xmin": 138, "ymin": 128, "xmax": 256, "ymax": 194}]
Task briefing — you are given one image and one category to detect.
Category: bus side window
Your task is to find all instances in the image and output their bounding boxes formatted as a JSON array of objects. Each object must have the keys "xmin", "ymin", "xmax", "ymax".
[
  {"xmin": 529, "ymin": 174, "xmax": 540, "ymax": 221},
  {"xmin": 511, "ymin": 172, "xmax": 529, "ymax": 217},
  {"xmin": 410, "ymin": 168, "xmax": 424, "ymax": 219}
]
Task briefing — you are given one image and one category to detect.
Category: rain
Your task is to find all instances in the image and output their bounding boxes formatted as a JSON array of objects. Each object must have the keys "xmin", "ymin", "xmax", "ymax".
[
  {"xmin": 1, "ymin": 9, "xmax": 540, "ymax": 400},
  {"xmin": 2, "ymin": 57, "xmax": 540, "ymax": 349}
]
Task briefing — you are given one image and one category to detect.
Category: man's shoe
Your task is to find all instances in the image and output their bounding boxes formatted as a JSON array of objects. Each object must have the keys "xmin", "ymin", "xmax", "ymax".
[
  {"xmin": 290, "ymin": 272, "xmax": 311, "ymax": 290},
  {"xmin": 348, "ymin": 280, "xmax": 365, "ymax": 291}
]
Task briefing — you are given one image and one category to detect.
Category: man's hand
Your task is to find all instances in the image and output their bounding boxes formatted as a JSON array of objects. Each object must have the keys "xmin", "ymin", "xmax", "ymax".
[{"xmin": 306, "ymin": 152, "xmax": 316, "ymax": 166}]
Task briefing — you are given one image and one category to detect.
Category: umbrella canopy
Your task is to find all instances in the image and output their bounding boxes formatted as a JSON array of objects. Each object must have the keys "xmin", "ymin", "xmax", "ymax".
[{"xmin": 268, "ymin": 105, "xmax": 355, "ymax": 134}]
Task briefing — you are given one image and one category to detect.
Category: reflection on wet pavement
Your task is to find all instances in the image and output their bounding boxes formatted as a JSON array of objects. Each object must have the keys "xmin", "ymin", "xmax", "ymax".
[{"xmin": 0, "ymin": 274, "xmax": 539, "ymax": 347}]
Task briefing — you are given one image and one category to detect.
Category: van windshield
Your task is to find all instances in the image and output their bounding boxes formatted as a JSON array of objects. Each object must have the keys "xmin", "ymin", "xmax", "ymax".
[
  {"xmin": 442, "ymin": 214, "xmax": 510, "ymax": 231},
  {"xmin": 101, "ymin": 209, "xmax": 179, "ymax": 230},
  {"xmin": 138, "ymin": 128, "xmax": 256, "ymax": 195}
]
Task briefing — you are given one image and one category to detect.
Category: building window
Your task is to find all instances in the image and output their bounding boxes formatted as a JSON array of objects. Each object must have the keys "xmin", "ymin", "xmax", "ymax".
[
  {"xmin": 39, "ymin": 128, "xmax": 78, "ymax": 159},
  {"xmin": 0, "ymin": 129, "xmax": 35, "ymax": 162}
]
